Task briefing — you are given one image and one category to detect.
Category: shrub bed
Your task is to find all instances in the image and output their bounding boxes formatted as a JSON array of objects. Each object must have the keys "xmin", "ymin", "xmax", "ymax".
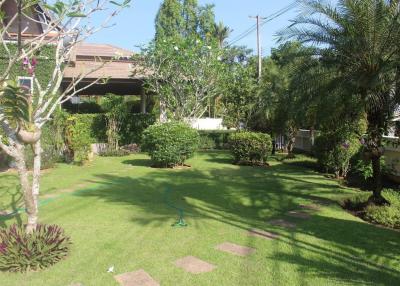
[
  {"xmin": 142, "ymin": 122, "xmax": 199, "ymax": 168},
  {"xmin": 341, "ymin": 189, "xmax": 400, "ymax": 229},
  {"xmin": 314, "ymin": 131, "xmax": 361, "ymax": 178},
  {"xmin": 0, "ymin": 224, "xmax": 71, "ymax": 272},
  {"xmin": 229, "ymin": 132, "xmax": 272, "ymax": 166},
  {"xmin": 198, "ymin": 130, "xmax": 235, "ymax": 150}
]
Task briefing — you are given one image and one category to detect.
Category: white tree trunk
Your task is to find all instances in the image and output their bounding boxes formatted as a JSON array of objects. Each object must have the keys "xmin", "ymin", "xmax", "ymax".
[
  {"xmin": 13, "ymin": 142, "xmax": 38, "ymax": 233},
  {"xmin": 160, "ymin": 98, "xmax": 167, "ymax": 123}
]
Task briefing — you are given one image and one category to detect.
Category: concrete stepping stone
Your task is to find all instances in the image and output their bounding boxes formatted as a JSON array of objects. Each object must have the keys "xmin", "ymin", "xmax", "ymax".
[
  {"xmin": 248, "ymin": 228, "xmax": 279, "ymax": 240},
  {"xmin": 269, "ymin": 219, "xmax": 296, "ymax": 229},
  {"xmin": 312, "ymin": 198, "xmax": 332, "ymax": 206},
  {"xmin": 114, "ymin": 269, "xmax": 159, "ymax": 286},
  {"xmin": 299, "ymin": 204, "xmax": 320, "ymax": 211},
  {"xmin": 216, "ymin": 242, "xmax": 256, "ymax": 256},
  {"xmin": 174, "ymin": 256, "xmax": 216, "ymax": 274},
  {"xmin": 287, "ymin": 210, "xmax": 311, "ymax": 219}
]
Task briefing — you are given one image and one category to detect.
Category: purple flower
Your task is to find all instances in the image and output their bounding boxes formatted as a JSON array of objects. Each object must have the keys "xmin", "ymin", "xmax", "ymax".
[
  {"xmin": 0, "ymin": 242, "xmax": 7, "ymax": 254},
  {"xmin": 342, "ymin": 141, "xmax": 350, "ymax": 149},
  {"xmin": 22, "ymin": 57, "xmax": 29, "ymax": 65},
  {"xmin": 31, "ymin": 58, "xmax": 38, "ymax": 67}
]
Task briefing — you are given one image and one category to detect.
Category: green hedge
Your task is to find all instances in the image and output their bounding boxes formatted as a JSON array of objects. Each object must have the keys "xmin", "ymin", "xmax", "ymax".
[
  {"xmin": 121, "ymin": 114, "xmax": 156, "ymax": 145},
  {"xmin": 228, "ymin": 132, "xmax": 272, "ymax": 166},
  {"xmin": 198, "ymin": 130, "xmax": 236, "ymax": 150},
  {"xmin": 66, "ymin": 113, "xmax": 155, "ymax": 145},
  {"xmin": 142, "ymin": 122, "xmax": 199, "ymax": 167}
]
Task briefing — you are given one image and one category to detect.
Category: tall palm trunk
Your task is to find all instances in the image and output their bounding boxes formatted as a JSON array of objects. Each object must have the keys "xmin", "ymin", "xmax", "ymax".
[{"xmin": 366, "ymin": 111, "xmax": 389, "ymax": 205}]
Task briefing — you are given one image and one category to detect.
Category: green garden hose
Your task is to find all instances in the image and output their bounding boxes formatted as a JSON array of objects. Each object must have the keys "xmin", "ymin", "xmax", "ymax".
[{"xmin": 164, "ymin": 188, "xmax": 187, "ymax": 227}]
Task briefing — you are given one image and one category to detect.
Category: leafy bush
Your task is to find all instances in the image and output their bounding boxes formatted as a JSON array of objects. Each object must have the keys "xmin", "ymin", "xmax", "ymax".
[
  {"xmin": 142, "ymin": 122, "xmax": 199, "ymax": 167},
  {"xmin": 198, "ymin": 130, "xmax": 235, "ymax": 150},
  {"xmin": 228, "ymin": 132, "xmax": 272, "ymax": 166},
  {"xmin": 0, "ymin": 224, "xmax": 71, "ymax": 272},
  {"xmin": 314, "ymin": 131, "xmax": 361, "ymax": 178},
  {"xmin": 199, "ymin": 135, "xmax": 216, "ymax": 150},
  {"xmin": 65, "ymin": 116, "xmax": 94, "ymax": 164}
]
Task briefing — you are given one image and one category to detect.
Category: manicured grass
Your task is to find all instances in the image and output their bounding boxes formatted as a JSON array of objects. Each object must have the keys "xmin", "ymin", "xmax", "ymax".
[{"xmin": 0, "ymin": 152, "xmax": 399, "ymax": 285}]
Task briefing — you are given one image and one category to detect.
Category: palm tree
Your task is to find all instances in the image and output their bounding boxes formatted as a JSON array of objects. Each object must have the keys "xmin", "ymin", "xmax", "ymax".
[
  {"xmin": 213, "ymin": 21, "xmax": 232, "ymax": 48},
  {"xmin": 282, "ymin": 0, "xmax": 400, "ymax": 205}
]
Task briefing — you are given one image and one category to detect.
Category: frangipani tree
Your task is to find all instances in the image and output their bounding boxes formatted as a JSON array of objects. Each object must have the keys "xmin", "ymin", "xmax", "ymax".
[
  {"xmin": 0, "ymin": 0, "xmax": 130, "ymax": 233},
  {"xmin": 137, "ymin": 36, "xmax": 227, "ymax": 122}
]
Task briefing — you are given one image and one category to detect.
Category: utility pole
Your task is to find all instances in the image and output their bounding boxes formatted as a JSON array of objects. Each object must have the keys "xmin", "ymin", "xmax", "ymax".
[{"xmin": 249, "ymin": 15, "xmax": 266, "ymax": 81}]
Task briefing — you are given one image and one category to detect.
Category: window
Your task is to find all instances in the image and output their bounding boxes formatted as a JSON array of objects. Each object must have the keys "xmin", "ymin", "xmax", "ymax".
[
  {"xmin": 17, "ymin": 76, "xmax": 33, "ymax": 94},
  {"xmin": 71, "ymin": 96, "xmax": 81, "ymax": 104}
]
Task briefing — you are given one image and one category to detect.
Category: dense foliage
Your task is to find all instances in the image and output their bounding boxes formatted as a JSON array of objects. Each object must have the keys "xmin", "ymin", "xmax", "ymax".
[
  {"xmin": 281, "ymin": 0, "xmax": 400, "ymax": 204},
  {"xmin": 142, "ymin": 122, "xmax": 199, "ymax": 167},
  {"xmin": 229, "ymin": 132, "xmax": 272, "ymax": 166},
  {"xmin": 198, "ymin": 130, "xmax": 235, "ymax": 150},
  {"xmin": 0, "ymin": 224, "xmax": 71, "ymax": 272},
  {"xmin": 314, "ymin": 132, "xmax": 361, "ymax": 178},
  {"xmin": 138, "ymin": 36, "xmax": 227, "ymax": 121}
]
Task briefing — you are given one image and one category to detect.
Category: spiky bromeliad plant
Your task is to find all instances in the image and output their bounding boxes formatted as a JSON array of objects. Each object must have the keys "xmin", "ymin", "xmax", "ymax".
[{"xmin": 0, "ymin": 224, "xmax": 71, "ymax": 272}]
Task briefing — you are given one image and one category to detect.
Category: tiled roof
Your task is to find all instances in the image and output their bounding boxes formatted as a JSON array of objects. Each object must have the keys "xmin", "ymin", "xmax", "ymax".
[{"xmin": 73, "ymin": 43, "xmax": 134, "ymax": 58}]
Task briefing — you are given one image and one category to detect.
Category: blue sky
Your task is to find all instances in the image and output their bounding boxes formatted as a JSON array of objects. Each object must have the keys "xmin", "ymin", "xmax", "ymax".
[{"xmin": 88, "ymin": 0, "xmax": 301, "ymax": 55}]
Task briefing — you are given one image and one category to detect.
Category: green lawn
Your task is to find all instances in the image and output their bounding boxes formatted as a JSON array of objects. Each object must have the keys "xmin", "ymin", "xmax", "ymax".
[{"xmin": 0, "ymin": 152, "xmax": 399, "ymax": 286}]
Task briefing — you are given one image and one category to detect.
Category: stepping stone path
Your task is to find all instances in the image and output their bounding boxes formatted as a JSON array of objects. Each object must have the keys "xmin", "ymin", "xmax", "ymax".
[
  {"xmin": 287, "ymin": 210, "xmax": 311, "ymax": 219},
  {"xmin": 216, "ymin": 242, "xmax": 256, "ymax": 256},
  {"xmin": 114, "ymin": 269, "xmax": 159, "ymax": 286},
  {"xmin": 248, "ymin": 228, "xmax": 279, "ymax": 240},
  {"xmin": 299, "ymin": 204, "xmax": 320, "ymax": 211},
  {"xmin": 312, "ymin": 198, "xmax": 332, "ymax": 206},
  {"xmin": 269, "ymin": 219, "xmax": 296, "ymax": 229},
  {"xmin": 174, "ymin": 256, "xmax": 216, "ymax": 274}
]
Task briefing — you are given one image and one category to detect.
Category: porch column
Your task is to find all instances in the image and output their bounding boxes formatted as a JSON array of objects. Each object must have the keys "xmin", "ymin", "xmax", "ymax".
[{"xmin": 140, "ymin": 87, "xmax": 147, "ymax": 114}]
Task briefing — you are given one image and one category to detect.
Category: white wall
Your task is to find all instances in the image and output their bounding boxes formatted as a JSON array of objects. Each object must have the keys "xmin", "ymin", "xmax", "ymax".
[{"xmin": 185, "ymin": 118, "xmax": 227, "ymax": 130}]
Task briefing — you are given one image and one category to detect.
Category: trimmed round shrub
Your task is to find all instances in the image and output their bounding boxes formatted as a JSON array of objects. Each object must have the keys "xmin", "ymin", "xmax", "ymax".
[
  {"xmin": 142, "ymin": 122, "xmax": 200, "ymax": 167},
  {"xmin": 0, "ymin": 224, "xmax": 71, "ymax": 272},
  {"xmin": 229, "ymin": 132, "xmax": 272, "ymax": 165},
  {"xmin": 314, "ymin": 131, "xmax": 361, "ymax": 178}
]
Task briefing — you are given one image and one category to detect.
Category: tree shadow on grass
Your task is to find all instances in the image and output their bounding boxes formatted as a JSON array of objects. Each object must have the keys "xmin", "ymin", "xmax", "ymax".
[
  {"xmin": 121, "ymin": 158, "xmax": 153, "ymax": 167},
  {"xmin": 74, "ymin": 152, "xmax": 400, "ymax": 285},
  {"xmin": 0, "ymin": 174, "xmax": 23, "ymax": 228},
  {"xmin": 262, "ymin": 215, "xmax": 400, "ymax": 285}
]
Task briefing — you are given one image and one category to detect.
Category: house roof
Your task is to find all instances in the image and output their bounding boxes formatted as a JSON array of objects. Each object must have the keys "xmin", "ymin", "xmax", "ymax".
[
  {"xmin": 73, "ymin": 43, "xmax": 134, "ymax": 59},
  {"xmin": 63, "ymin": 43, "xmax": 146, "ymax": 81}
]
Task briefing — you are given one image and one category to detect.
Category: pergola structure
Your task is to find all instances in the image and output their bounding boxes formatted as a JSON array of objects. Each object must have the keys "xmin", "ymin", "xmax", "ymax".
[{"xmin": 61, "ymin": 43, "xmax": 148, "ymax": 113}]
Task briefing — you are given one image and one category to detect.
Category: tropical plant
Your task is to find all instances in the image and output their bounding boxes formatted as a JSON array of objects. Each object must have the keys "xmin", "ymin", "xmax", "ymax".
[
  {"xmin": 0, "ymin": 1, "xmax": 130, "ymax": 233},
  {"xmin": 100, "ymin": 94, "xmax": 128, "ymax": 150},
  {"xmin": 0, "ymin": 224, "xmax": 71, "ymax": 272},
  {"xmin": 213, "ymin": 21, "xmax": 232, "ymax": 47},
  {"xmin": 137, "ymin": 36, "xmax": 227, "ymax": 121},
  {"xmin": 281, "ymin": 0, "xmax": 400, "ymax": 205}
]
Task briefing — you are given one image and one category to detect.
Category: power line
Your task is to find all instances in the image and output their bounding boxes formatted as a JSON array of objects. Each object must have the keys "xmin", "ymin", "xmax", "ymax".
[{"xmin": 227, "ymin": 1, "xmax": 298, "ymax": 47}]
